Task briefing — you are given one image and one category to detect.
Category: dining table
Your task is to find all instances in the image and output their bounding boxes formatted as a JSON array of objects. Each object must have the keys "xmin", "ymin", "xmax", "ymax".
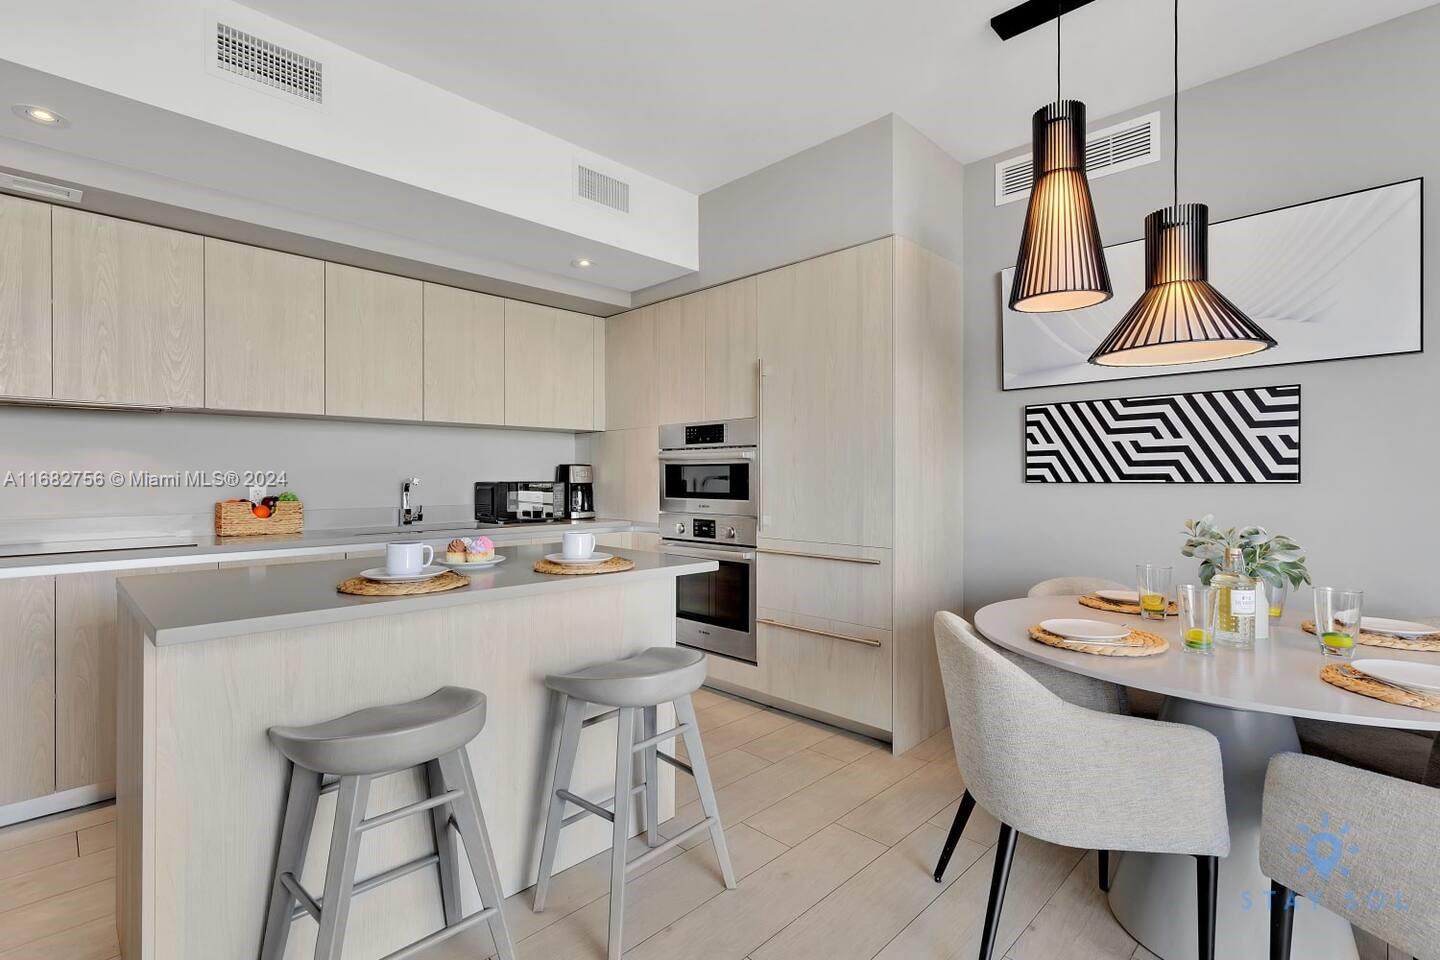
[{"xmin": 973, "ymin": 595, "xmax": 1440, "ymax": 960}]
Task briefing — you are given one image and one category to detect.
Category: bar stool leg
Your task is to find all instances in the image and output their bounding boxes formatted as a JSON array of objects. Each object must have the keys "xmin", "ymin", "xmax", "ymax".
[
  {"xmin": 608, "ymin": 706, "xmax": 637, "ymax": 960},
  {"xmin": 673, "ymin": 694, "xmax": 736, "ymax": 888},
  {"xmin": 642, "ymin": 705, "xmax": 660, "ymax": 846},
  {"xmin": 313, "ymin": 774, "xmax": 371, "ymax": 960},
  {"xmin": 259, "ymin": 764, "xmax": 323, "ymax": 960},
  {"xmin": 534, "ymin": 693, "xmax": 585, "ymax": 912},
  {"xmin": 438, "ymin": 748, "xmax": 518, "ymax": 960},
  {"xmin": 425, "ymin": 758, "xmax": 462, "ymax": 926}
]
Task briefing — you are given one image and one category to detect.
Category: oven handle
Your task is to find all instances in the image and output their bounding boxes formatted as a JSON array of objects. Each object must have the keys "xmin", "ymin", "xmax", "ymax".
[
  {"xmin": 756, "ymin": 618, "xmax": 882, "ymax": 648},
  {"xmin": 657, "ymin": 448, "xmax": 756, "ymax": 462},
  {"xmin": 661, "ymin": 544, "xmax": 756, "ymax": 563}
]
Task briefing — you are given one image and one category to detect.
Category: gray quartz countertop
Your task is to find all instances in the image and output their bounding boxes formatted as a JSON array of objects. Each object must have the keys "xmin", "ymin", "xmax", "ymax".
[
  {"xmin": 0, "ymin": 518, "xmax": 646, "ymax": 579},
  {"xmin": 118, "ymin": 545, "xmax": 714, "ymax": 646}
]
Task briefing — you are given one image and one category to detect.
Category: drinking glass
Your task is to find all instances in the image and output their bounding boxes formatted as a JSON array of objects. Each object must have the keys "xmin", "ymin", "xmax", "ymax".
[
  {"xmin": 1312, "ymin": 587, "xmax": 1363, "ymax": 659},
  {"xmin": 1177, "ymin": 584, "xmax": 1216, "ymax": 655},
  {"xmin": 1266, "ymin": 580, "xmax": 1288, "ymax": 623},
  {"xmin": 1136, "ymin": 564, "xmax": 1173, "ymax": 621}
]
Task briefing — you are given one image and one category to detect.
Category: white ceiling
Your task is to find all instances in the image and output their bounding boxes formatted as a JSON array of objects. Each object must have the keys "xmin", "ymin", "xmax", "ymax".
[{"xmin": 238, "ymin": 0, "xmax": 1439, "ymax": 193}]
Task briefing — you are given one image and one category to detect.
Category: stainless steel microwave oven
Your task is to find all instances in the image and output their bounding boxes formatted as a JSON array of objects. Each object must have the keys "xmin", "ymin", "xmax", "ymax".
[{"xmin": 658, "ymin": 418, "xmax": 758, "ymax": 518}]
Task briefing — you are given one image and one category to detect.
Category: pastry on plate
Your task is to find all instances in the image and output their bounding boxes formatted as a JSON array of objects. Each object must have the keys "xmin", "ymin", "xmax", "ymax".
[
  {"xmin": 466, "ymin": 536, "xmax": 495, "ymax": 562},
  {"xmin": 446, "ymin": 539, "xmax": 467, "ymax": 563}
]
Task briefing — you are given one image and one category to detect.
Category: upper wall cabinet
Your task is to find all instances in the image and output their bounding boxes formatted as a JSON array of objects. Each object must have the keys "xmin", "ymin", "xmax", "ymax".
[
  {"xmin": 603, "ymin": 305, "xmax": 657, "ymax": 430},
  {"xmin": 423, "ymin": 283, "xmax": 506, "ymax": 425},
  {"xmin": 0, "ymin": 195, "xmax": 52, "ymax": 399},
  {"xmin": 758, "ymin": 238, "xmax": 894, "ymax": 548},
  {"xmin": 204, "ymin": 239, "xmax": 325, "ymax": 415},
  {"xmin": 700, "ymin": 276, "xmax": 758, "ymax": 421},
  {"xmin": 504, "ymin": 301, "xmax": 595, "ymax": 430},
  {"xmin": 654, "ymin": 295, "xmax": 705, "ymax": 425},
  {"xmin": 52, "ymin": 209, "xmax": 204, "ymax": 406},
  {"xmin": 324, "ymin": 264, "xmax": 424, "ymax": 420}
]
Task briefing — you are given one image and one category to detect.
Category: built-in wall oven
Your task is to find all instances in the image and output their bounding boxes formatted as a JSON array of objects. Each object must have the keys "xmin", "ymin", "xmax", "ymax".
[{"xmin": 659, "ymin": 418, "xmax": 758, "ymax": 664}]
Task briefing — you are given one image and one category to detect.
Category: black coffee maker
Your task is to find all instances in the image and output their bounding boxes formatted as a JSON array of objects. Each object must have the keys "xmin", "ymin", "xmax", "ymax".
[{"xmin": 555, "ymin": 464, "xmax": 596, "ymax": 519}]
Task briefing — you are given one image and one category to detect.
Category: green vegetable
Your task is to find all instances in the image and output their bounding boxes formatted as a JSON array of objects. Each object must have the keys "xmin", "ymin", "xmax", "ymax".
[{"xmin": 277, "ymin": 492, "xmax": 299, "ymax": 502}]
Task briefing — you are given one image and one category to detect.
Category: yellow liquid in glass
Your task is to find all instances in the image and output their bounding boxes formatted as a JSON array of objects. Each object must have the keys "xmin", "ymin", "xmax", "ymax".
[
  {"xmin": 1184, "ymin": 627, "xmax": 1211, "ymax": 648},
  {"xmin": 1322, "ymin": 631, "xmax": 1354, "ymax": 649},
  {"xmin": 1141, "ymin": 593, "xmax": 1166, "ymax": 612},
  {"xmin": 1269, "ymin": 607, "xmax": 1283, "ymax": 618}
]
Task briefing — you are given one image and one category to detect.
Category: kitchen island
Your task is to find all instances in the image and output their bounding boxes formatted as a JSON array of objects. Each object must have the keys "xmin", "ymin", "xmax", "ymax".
[{"xmin": 114, "ymin": 545, "xmax": 714, "ymax": 960}]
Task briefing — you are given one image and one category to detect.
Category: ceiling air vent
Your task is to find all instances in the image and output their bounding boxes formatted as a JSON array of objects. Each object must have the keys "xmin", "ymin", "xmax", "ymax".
[
  {"xmin": 215, "ymin": 22, "xmax": 323, "ymax": 103},
  {"xmin": 995, "ymin": 111, "xmax": 1161, "ymax": 206},
  {"xmin": 575, "ymin": 164, "xmax": 630, "ymax": 213}
]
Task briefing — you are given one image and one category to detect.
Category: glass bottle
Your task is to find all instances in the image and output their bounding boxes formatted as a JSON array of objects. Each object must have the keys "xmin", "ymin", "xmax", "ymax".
[{"xmin": 1212, "ymin": 546, "xmax": 1257, "ymax": 649}]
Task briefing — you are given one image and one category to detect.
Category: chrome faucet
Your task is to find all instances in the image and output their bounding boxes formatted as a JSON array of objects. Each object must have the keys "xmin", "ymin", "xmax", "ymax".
[{"xmin": 399, "ymin": 477, "xmax": 424, "ymax": 526}]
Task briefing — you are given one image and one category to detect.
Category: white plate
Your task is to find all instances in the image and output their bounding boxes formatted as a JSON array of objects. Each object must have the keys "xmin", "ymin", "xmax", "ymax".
[
  {"xmin": 1040, "ymin": 618, "xmax": 1131, "ymax": 642},
  {"xmin": 435, "ymin": 555, "xmax": 507, "ymax": 570},
  {"xmin": 1094, "ymin": 589, "xmax": 1140, "ymax": 603},
  {"xmin": 544, "ymin": 552, "xmax": 614, "ymax": 566},
  {"xmin": 359, "ymin": 565, "xmax": 449, "ymax": 584},
  {"xmin": 1360, "ymin": 617, "xmax": 1437, "ymax": 638},
  {"xmin": 1353, "ymin": 659, "xmax": 1440, "ymax": 695}
]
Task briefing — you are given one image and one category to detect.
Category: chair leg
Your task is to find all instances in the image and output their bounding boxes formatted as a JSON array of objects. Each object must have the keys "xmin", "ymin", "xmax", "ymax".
[
  {"xmin": 313, "ymin": 774, "xmax": 371, "ymax": 960},
  {"xmin": 533, "ymin": 693, "xmax": 585, "ymax": 913},
  {"xmin": 1195, "ymin": 855, "xmax": 1219, "ymax": 960},
  {"xmin": 608, "ymin": 707, "xmax": 637, "ymax": 960},
  {"xmin": 438, "ymin": 748, "xmax": 518, "ymax": 960},
  {"xmin": 933, "ymin": 790, "xmax": 975, "ymax": 883},
  {"xmin": 1270, "ymin": 879, "xmax": 1294, "ymax": 960},
  {"xmin": 979, "ymin": 823, "xmax": 1019, "ymax": 960},
  {"xmin": 1098, "ymin": 849, "xmax": 1111, "ymax": 892},
  {"xmin": 674, "ymin": 694, "xmax": 736, "ymax": 888},
  {"xmin": 259, "ymin": 764, "xmax": 322, "ymax": 960},
  {"xmin": 642, "ymin": 705, "xmax": 661, "ymax": 847},
  {"xmin": 425, "ymin": 759, "xmax": 462, "ymax": 927}
]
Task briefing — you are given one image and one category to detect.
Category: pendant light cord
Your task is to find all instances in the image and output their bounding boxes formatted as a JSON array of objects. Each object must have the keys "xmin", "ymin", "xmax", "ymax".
[
  {"xmin": 1056, "ymin": 0, "xmax": 1062, "ymax": 102},
  {"xmin": 1173, "ymin": 0, "xmax": 1180, "ymax": 207}
]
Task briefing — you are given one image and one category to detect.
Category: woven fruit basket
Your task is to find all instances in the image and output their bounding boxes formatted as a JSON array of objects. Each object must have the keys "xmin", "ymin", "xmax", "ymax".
[{"xmin": 214, "ymin": 500, "xmax": 304, "ymax": 537}]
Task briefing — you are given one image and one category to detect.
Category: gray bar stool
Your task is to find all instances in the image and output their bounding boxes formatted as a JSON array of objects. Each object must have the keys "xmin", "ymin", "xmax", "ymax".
[
  {"xmin": 532, "ymin": 646, "xmax": 735, "ymax": 960},
  {"xmin": 259, "ymin": 686, "xmax": 517, "ymax": 960}
]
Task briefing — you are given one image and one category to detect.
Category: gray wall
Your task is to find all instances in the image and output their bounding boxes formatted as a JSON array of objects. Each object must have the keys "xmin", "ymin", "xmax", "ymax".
[
  {"xmin": 0, "ymin": 407, "xmax": 574, "ymax": 525},
  {"xmin": 961, "ymin": 5, "xmax": 1439, "ymax": 617}
]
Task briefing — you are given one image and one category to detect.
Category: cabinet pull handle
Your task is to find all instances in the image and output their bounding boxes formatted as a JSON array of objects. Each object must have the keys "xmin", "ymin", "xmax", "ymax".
[
  {"xmin": 755, "ymin": 547, "xmax": 882, "ymax": 565},
  {"xmin": 756, "ymin": 618, "xmax": 882, "ymax": 648},
  {"xmin": 756, "ymin": 357, "xmax": 765, "ymax": 534}
]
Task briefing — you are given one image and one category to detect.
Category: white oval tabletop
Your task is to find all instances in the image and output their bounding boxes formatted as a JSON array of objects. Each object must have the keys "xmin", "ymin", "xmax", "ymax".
[{"xmin": 974, "ymin": 596, "xmax": 1440, "ymax": 731}]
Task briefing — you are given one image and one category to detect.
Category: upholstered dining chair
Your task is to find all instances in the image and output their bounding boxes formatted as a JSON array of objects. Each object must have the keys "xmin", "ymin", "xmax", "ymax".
[
  {"xmin": 934, "ymin": 612, "xmax": 1230, "ymax": 960},
  {"xmin": 1261, "ymin": 752, "xmax": 1439, "ymax": 960},
  {"xmin": 1026, "ymin": 575, "xmax": 1128, "ymax": 598}
]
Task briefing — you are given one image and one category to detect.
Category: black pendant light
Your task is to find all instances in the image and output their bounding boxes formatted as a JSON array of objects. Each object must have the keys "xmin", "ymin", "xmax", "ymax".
[
  {"xmin": 1008, "ymin": 1, "xmax": 1112, "ymax": 313},
  {"xmin": 1089, "ymin": 0, "xmax": 1276, "ymax": 366}
]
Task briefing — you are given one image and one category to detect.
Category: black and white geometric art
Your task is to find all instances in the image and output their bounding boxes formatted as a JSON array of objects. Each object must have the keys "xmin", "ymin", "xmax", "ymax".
[{"xmin": 1025, "ymin": 385, "xmax": 1301, "ymax": 483}]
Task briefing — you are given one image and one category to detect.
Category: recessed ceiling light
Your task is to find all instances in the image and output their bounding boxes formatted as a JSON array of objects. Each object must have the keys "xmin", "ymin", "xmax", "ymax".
[
  {"xmin": 12, "ymin": 104, "xmax": 70, "ymax": 127},
  {"xmin": 571, "ymin": 257, "xmax": 593, "ymax": 269}
]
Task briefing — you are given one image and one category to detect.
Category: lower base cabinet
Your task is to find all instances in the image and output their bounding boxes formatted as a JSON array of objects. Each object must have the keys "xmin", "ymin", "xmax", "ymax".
[{"xmin": 0, "ymin": 577, "xmax": 56, "ymax": 805}]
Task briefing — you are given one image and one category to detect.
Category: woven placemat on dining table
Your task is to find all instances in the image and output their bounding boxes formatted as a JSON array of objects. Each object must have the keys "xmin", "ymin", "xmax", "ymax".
[
  {"xmin": 1078, "ymin": 594, "xmax": 1177, "ymax": 616},
  {"xmin": 1029, "ymin": 624, "xmax": 1169, "ymax": 657},
  {"xmin": 534, "ymin": 556, "xmax": 636, "ymax": 576},
  {"xmin": 338, "ymin": 571, "xmax": 470, "ymax": 596},
  {"xmin": 1320, "ymin": 663, "xmax": 1440, "ymax": 712},
  {"xmin": 1299, "ymin": 620, "xmax": 1440, "ymax": 652}
]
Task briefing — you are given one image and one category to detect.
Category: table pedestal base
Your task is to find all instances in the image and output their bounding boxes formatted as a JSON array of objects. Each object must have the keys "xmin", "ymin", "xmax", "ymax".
[{"xmin": 1107, "ymin": 699, "xmax": 1358, "ymax": 960}]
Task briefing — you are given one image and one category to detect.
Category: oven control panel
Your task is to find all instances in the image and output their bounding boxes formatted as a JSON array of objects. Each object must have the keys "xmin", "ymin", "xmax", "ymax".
[{"xmin": 660, "ymin": 512, "xmax": 755, "ymax": 547}]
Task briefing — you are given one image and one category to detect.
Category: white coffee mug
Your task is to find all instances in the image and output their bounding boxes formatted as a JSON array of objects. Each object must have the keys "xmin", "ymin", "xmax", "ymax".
[
  {"xmin": 562, "ymin": 532, "xmax": 596, "ymax": 560},
  {"xmin": 386, "ymin": 541, "xmax": 434, "ymax": 576}
]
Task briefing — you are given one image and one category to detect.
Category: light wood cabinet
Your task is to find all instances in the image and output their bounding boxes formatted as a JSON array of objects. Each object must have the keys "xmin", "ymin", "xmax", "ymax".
[
  {"xmin": 759, "ymin": 618, "xmax": 892, "ymax": 733},
  {"xmin": 0, "ymin": 195, "xmax": 52, "ymax": 398},
  {"xmin": 584, "ymin": 426, "xmax": 659, "ymax": 524},
  {"xmin": 504, "ymin": 301, "xmax": 595, "ymax": 430},
  {"xmin": 423, "ymin": 283, "xmax": 505, "ymax": 424},
  {"xmin": 757, "ymin": 239, "xmax": 893, "ymax": 548},
  {"xmin": 52, "ymin": 209, "xmax": 204, "ymax": 406},
  {"xmin": 204, "ymin": 239, "xmax": 325, "ymax": 415},
  {"xmin": 700, "ymin": 276, "xmax": 758, "ymax": 420},
  {"xmin": 592, "ymin": 315, "xmax": 606, "ymax": 431},
  {"xmin": 654, "ymin": 295, "xmax": 705, "ymax": 424},
  {"xmin": 757, "ymin": 541, "xmax": 892, "ymax": 630},
  {"xmin": 603, "ymin": 305, "xmax": 657, "ymax": 430},
  {"xmin": 55, "ymin": 565, "xmax": 210, "ymax": 792},
  {"xmin": 0, "ymin": 577, "xmax": 56, "ymax": 804},
  {"xmin": 324, "ymin": 264, "xmax": 423, "ymax": 420}
]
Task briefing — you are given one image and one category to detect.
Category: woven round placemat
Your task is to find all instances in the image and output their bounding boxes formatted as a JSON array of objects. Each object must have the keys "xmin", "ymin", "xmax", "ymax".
[
  {"xmin": 1029, "ymin": 624, "xmax": 1169, "ymax": 657},
  {"xmin": 1299, "ymin": 620, "xmax": 1440, "ymax": 652},
  {"xmin": 1078, "ymin": 595, "xmax": 1177, "ymax": 616},
  {"xmin": 338, "ymin": 571, "xmax": 470, "ymax": 596},
  {"xmin": 534, "ymin": 557, "xmax": 636, "ymax": 576},
  {"xmin": 1320, "ymin": 663, "xmax": 1440, "ymax": 712}
]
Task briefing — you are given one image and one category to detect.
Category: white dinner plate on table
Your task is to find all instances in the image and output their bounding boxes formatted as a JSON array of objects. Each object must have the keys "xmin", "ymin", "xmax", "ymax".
[
  {"xmin": 1040, "ymin": 618, "xmax": 1130, "ymax": 642},
  {"xmin": 1094, "ymin": 589, "xmax": 1140, "ymax": 603},
  {"xmin": 1352, "ymin": 659, "xmax": 1440, "ymax": 695},
  {"xmin": 359, "ymin": 565, "xmax": 449, "ymax": 583},
  {"xmin": 544, "ymin": 552, "xmax": 613, "ymax": 566},
  {"xmin": 435, "ymin": 555, "xmax": 507, "ymax": 570},
  {"xmin": 1360, "ymin": 617, "xmax": 1436, "ymax": 638}
]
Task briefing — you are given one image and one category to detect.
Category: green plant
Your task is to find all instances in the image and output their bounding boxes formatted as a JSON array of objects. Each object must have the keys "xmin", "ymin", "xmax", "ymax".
[{"xmin": 1181, "ymin": 515, "xmax": 1311, "ymax": 590}]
